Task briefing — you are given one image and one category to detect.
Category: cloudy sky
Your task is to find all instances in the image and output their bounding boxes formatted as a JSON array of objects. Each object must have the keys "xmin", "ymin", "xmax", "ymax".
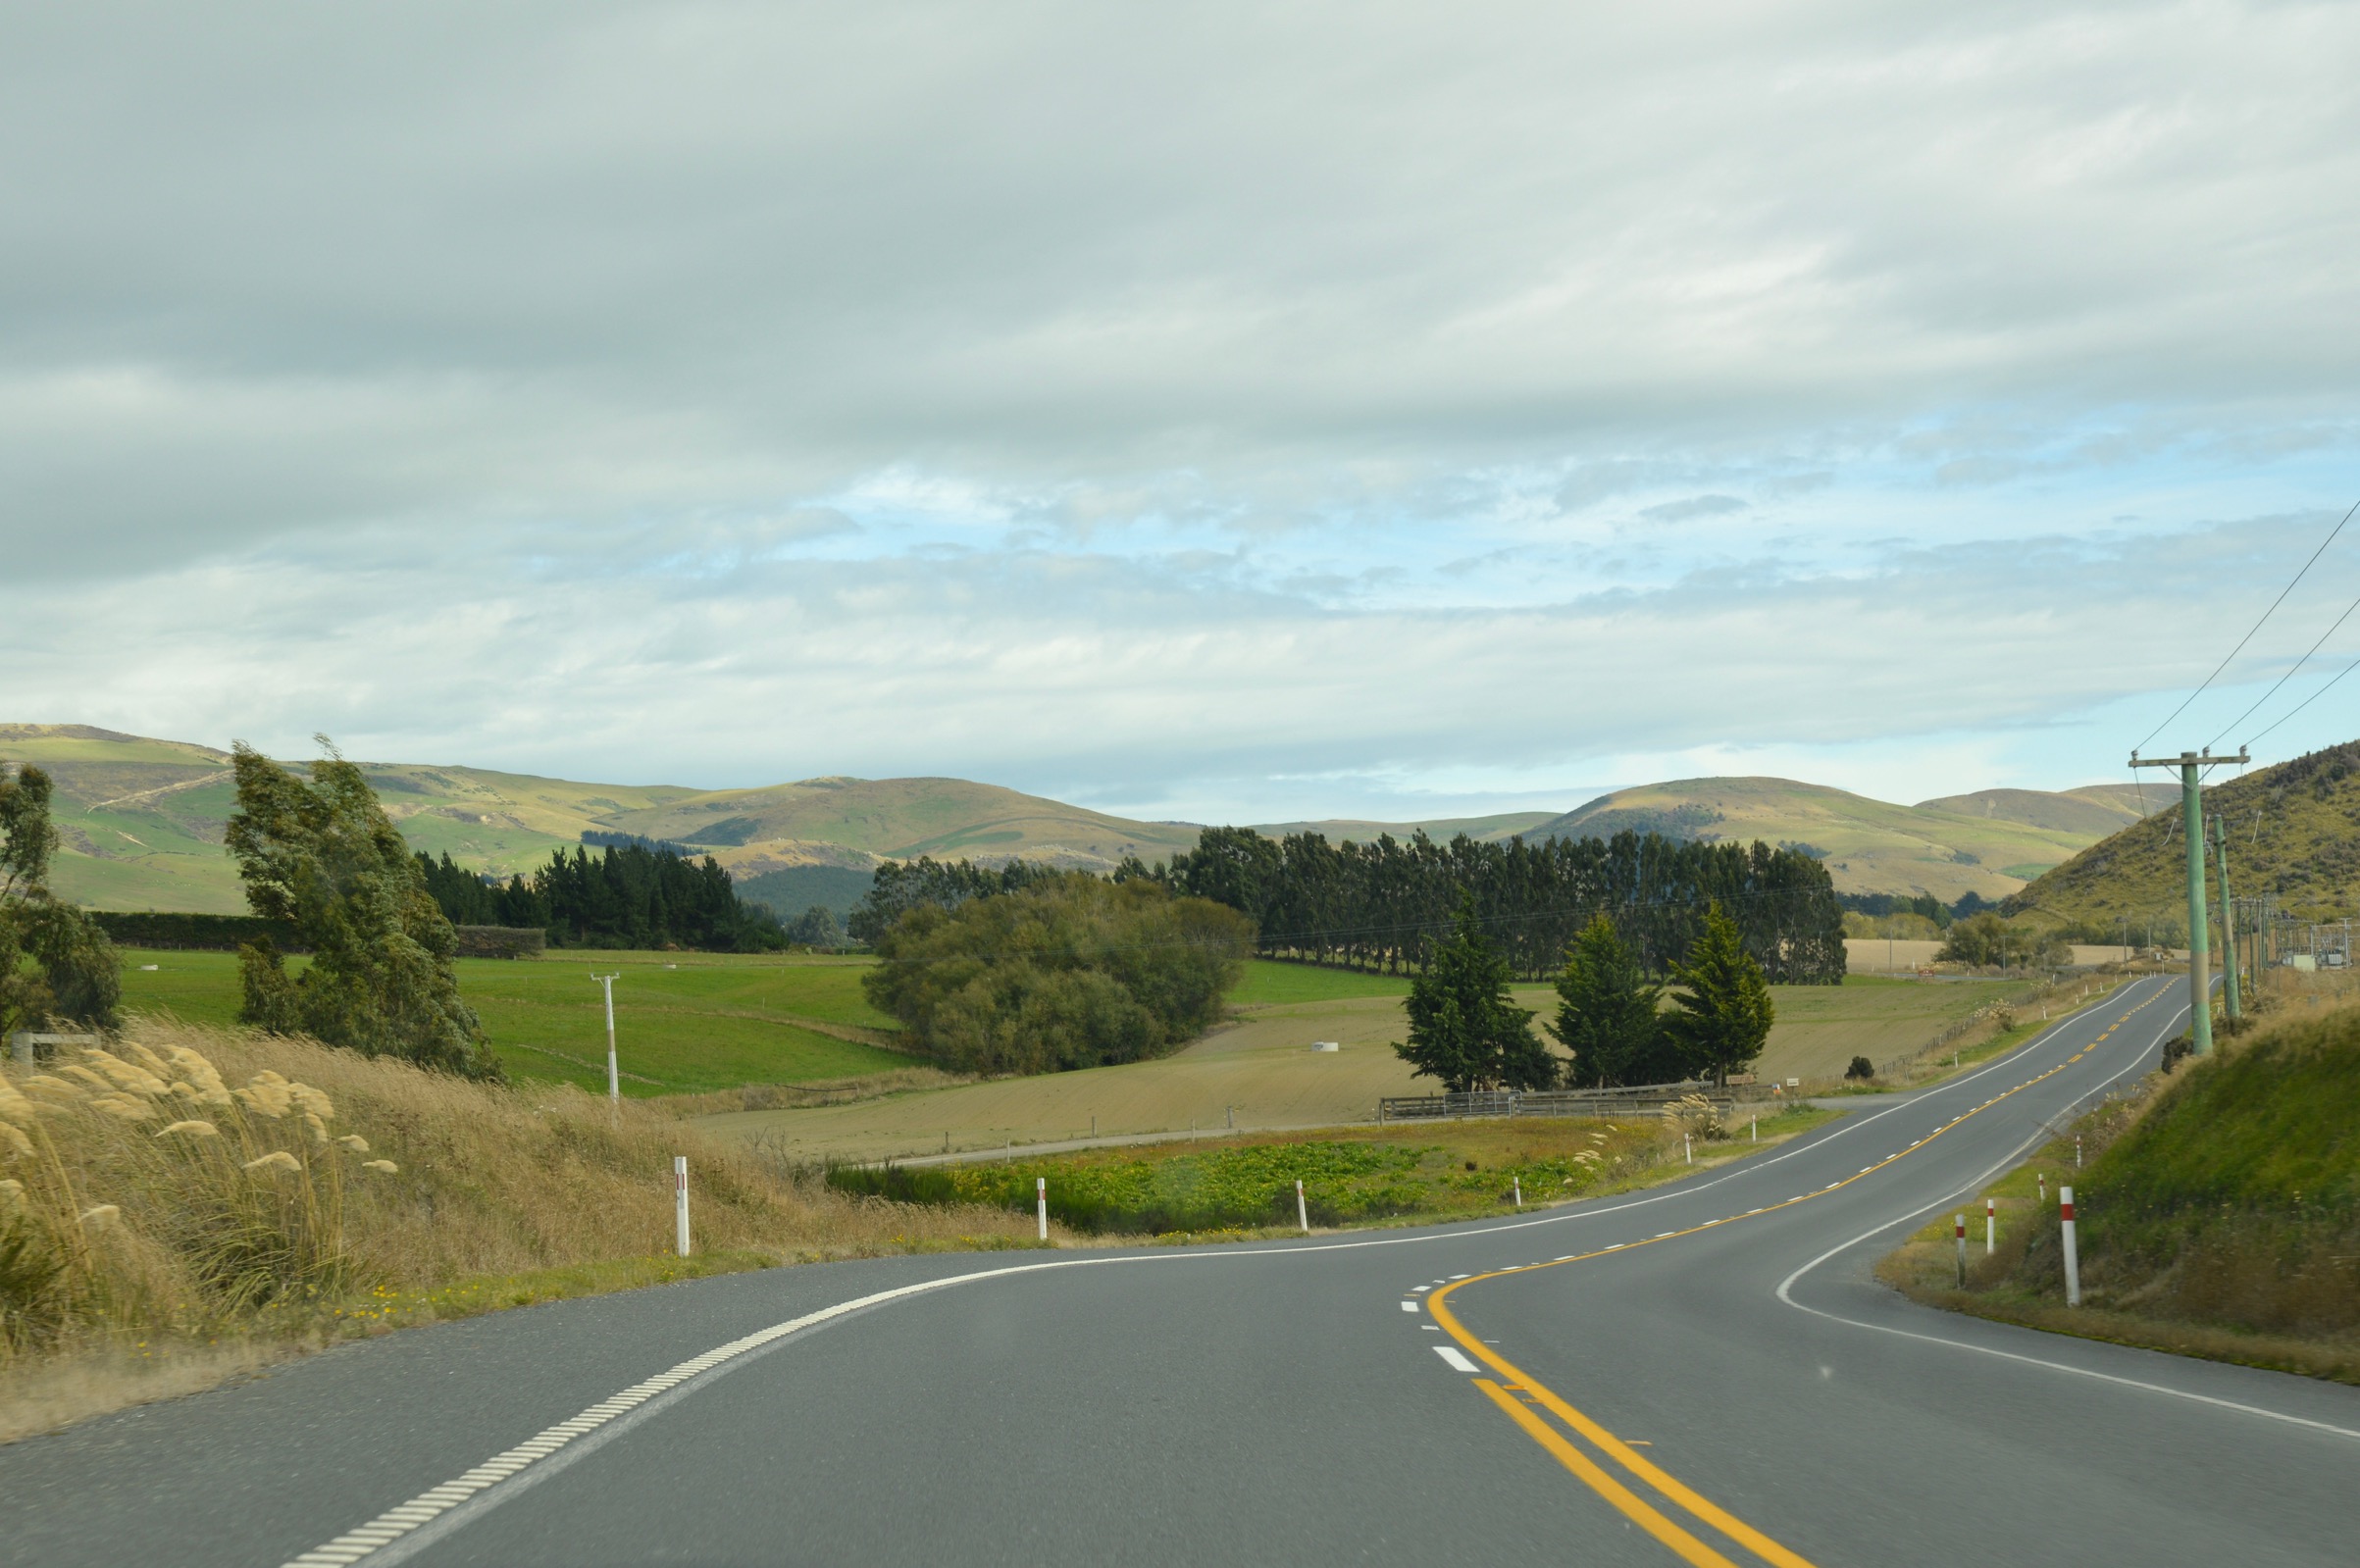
[{"xmin": 6, "ymin": 2, "xmax": 2359, "ymax": 822}]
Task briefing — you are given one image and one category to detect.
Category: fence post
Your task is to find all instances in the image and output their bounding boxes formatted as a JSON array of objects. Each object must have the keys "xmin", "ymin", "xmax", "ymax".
[
  {"xmin": 673, "ymin": 1156, "xmax": 690, "ymax": 1257},
  {"xmin": 1036, "ymin": 1177, "xmax": 1048, "ymax": 1241},
  {"xmin": 2060, "ymin": 1186, "xmax": 2080, "ymax": 1307},
  {"xmin": 1296, "ymin": 1179, "xmax": 1309, "ymax": 1235}
]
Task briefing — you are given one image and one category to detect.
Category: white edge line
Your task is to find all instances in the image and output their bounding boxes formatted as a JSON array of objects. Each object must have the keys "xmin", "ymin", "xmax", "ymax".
[
  {"xmin": 287, "ymin": 979, "xmax": 2161, "ymax": 1565},
  {"xmin": 1776, "ymin": 993, "xmax": 2360, "ymax": 1444}
]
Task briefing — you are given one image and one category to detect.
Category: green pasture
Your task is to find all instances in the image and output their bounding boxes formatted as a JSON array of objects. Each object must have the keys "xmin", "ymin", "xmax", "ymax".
[{"xmin": 116, "ymin": 948, "xmax": 908, "ymax": 1096}]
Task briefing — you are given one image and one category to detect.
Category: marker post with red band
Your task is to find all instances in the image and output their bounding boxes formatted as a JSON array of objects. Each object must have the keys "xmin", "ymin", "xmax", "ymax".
[
  {"xmin": 1296, "ymin": 1179, "xmax": 1309, "ymax": 1234},
  {"xmin": 1954, "ymin": 1214, "xmax": 1967, "ymax": 1287},
  {"xmin": 2060, "ymin": 1186, "xmax": 2080, "ymax": 1306},
  {"xmin": 673, "ymin": 1155, "xmax": 691, "ymax": 1257},
  {"xmin": 1985, "ymin": 1195, "xmax": 1996, "ymax": 1255},
  {"xmin": 1036, "ymin": 1177, "xmax": 1048, "ymax": 1241}
]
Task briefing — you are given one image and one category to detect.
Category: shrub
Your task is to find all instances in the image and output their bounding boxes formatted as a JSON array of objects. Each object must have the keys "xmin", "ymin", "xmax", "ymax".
[
  {"xmin": 863, "ymin": 875, "xmax": 1253, "ymax": 1075},
  {"xmin": 1845, "ymin": 1055, "xmax": 1875, "ymax": 1081}
]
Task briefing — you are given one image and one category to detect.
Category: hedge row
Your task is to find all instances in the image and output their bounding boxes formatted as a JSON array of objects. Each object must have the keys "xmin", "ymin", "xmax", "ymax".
[{"xmin": 91, "ymin": 912, "xmax": 546, "ymax": 960}]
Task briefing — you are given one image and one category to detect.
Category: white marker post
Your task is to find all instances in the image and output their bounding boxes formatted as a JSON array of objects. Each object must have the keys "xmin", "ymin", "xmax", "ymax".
[
  {"xmin": 1296, "ymin": 1179, "xmax": 1309, "ymax": 1234},
  {"xmin": 1985, "ymin": 1195, "xmax": 1996, "ymax": 1255},
  {"xmin": 2060, "ymin": 1186, "xmax": 2080, "ymax": 1307},
  {"xmin": 673, "ymin": 1156, "xmax": 691, "ymax": 1257},
  {"xmin": 1954, "ymin": 1214, "xmax": 1967, "ymax": 1287},
  {"xmin": 1684, "ymin": 1134, "xmax": 1692, "ymax": 1165},
  {"xmin": 593, "ymin": 973, "xmax": 622, "ymax": 1108},
  {"xmin": 1513, "ymin": 1177, "xmax": 1522, "ymax": 1208},
  {"xmin": 2076, "ymin": 1135, "xmax": 2083, "ymax": 1170},
  {"xmin": 1751, "ymin": 1116, "xmax": 1758, "ymax": 1141},
  {"xmin": 2037, "ymin": 1171, "xmax": 2046, "ymax": 1203},
  {"xmin": 1036, "ymin": 1177, "xmax": 1048, "ymax": 1241}
]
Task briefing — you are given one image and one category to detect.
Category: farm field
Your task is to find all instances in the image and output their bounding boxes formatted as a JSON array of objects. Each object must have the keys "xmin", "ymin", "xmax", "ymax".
[
  {"xmin": 115, "ymin": 949, "xmax": 907, "ymax": 1095},
  {"xmin": 115, "ymin": 948, "xmax": 2028, "ymax": 1142},
  {"xmin": 698, "ymin": 967, "xmax": 2031, "ymax": 1161}
]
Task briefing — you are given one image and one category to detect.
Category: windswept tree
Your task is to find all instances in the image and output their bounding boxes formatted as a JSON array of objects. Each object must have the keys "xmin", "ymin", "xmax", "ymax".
[
  {"xmin": 0, "ymin": 762, "xmax": 122, "ymax": 1042},
  {"xmin": 1662, "ymin": 903, "xmax": 1774, "ymax": 1088},
  {"xmin": 1550, "ymin": 914, "xmax": 1676, "ymax": 1087},
  {"xmin": 226, "ymin": 740, "xmax": 498, "ymax": 1079},
  {"xmin": 1395, "ymin": 899, "xmax": 1556, "ymax": 1092}
]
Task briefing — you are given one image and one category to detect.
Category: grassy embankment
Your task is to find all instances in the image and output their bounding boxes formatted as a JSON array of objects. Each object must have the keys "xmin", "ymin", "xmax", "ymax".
[
  {"xmin": 828, "ymin": 1105, "xmax": 1834, "ymax": 1240},
  {"xmin": 0, "ymin": 1019, "xmax": 1043, "ymax": 1442},
  {"xmin": 1879, "ymin": 979, "xmax": 2360, "ymax": 1383}
]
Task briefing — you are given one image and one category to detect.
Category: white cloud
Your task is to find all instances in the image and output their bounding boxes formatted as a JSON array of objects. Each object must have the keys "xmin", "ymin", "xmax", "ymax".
[{"xmin": 3, "ymin": 3, "xmax": 2359, "ymax": 816}]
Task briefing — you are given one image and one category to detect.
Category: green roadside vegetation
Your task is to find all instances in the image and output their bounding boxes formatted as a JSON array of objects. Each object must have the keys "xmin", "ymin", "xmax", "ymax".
[
  {"xmin": 827, "ymin": 1105, "xmax": 1832, "ymax": 1239},
  {"xmin": 1880, "ymin": 983, "xmax": 2360, "ymax": 1384}
]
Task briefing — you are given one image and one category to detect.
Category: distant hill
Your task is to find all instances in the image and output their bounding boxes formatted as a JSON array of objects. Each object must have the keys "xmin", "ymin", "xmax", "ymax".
[
  {"xmin": 1914, "ymin": 784, "xmax": 2156, "ymax": 837},
  {"xmin": 1248, "ymin": 812, "xmax": 1557, "ymax": 845},
  {"xmin": 597, "ymin": 776, "xmax": 1202, "ymax": 877},
  {"xmin": 1526, "ymin": 777, "xmax": 2147, "ymax": 902},
  {"xmin": 3, "ymin": 722, "xmax": 2172, "ymax": 915},
  {"xmin": 0, "ymin": 726, "xmax": 1202, "ymax": 911},
  {"xmin": 2008, "ymin": 742, "xmax": 2360, "ymax": 929}
]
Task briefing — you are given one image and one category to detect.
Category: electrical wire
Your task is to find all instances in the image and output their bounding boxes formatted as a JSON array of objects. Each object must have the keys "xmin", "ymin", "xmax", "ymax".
[
  {"xmin": 2244, "ymin": 648, "xmax": 2360, "ymax": 749},
  {"xmin": 2134, "ymin": 498, "xmax": 2358, "ymax": 753},
  {"xmin": 2215, "ymin": 580, "xmax": 2360, "ymax": 749}
]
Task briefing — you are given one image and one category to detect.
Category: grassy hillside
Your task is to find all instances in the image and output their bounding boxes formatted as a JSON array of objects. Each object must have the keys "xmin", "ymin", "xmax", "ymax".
[
  {"xmin": 1914, "ymin": 784, "xmax": 2155, "ymax": 837},
  {"xmin": 600, "ymin": 774, "xmax": 1201, "ymax": 875},
  {"xmin": 1528, "ymin": 776, "xmax": 2120, "ymax": 900},
  {"xmin": 2009, "ymin": 741, "xmax": 2360, "ymax": 928},
  {"xmin": 1247, "ymin": 811, "xmax": 1558, "ymax": 845}
]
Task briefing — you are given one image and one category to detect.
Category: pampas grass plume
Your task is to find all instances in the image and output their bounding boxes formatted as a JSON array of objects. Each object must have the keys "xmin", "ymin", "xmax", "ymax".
[
  {"xmin": 361, "ymin": 1160, "xmax": 397, "ymax": 1174},
  {"xmin": 78, "ymin": 1204, "xmax": 121, "ymax": 1227},
  {"xmin": 157, "ymin": 1120, "xmax": 221, "ymax": 1139},
  {"xmin": 243, "ymin": 1150, "xmax": 301, "ymax": 1176}
]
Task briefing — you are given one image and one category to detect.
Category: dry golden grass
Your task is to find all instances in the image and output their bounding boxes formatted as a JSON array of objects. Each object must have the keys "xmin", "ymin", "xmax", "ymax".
[{"xmin": 0, "ymin": 1017, "xmax": 1044, "ymax": 1442}]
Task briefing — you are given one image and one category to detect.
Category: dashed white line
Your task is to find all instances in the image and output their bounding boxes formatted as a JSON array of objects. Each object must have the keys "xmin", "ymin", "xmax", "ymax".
[
  {"xmin": 1434, "ymin": 1345, "xmax": 1481, "ymax": 1373},
  {"xmin": 1401, "ymin": 1300, "xmax": 1420, "ymax": 1312}
]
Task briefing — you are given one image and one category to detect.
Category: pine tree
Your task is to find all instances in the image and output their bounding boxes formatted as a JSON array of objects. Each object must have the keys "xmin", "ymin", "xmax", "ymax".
[
  {"xmin": 1550, "ymin": 913, "xmax": 1673, "ymax": 1087},
  {"xmin": 1394, "ymin": 899, "xmax": 1554, "ymax": 1091},
  {"xmin": 1662, "ymin": 902, "xmax": 1775, "ymax": 1087},
  {"xmin": 226, "ymin": 740, "xmax": 499, "ymax": 1079}
]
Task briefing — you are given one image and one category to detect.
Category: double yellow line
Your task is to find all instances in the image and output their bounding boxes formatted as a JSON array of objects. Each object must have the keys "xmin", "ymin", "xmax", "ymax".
[{"xmin": 1423, "ymin": 982, "xmax": 2172, "ymax": 1566}]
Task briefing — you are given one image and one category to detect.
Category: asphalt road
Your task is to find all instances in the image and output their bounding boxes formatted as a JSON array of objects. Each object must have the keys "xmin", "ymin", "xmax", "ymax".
[{"xmin": 8, "ymin": 974, "xmax": 2354, "ymax": 1566}]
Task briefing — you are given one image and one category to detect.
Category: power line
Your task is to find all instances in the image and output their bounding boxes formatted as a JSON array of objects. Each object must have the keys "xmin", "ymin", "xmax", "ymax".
[
  {"xmin": 2212, "ymin": 578, "xmax": 2360, "ymax": 748},
  {"xmin": 2134, "ymin": 497, "xmax": 2357, "ymax": 752},
  {"xmin": 2245, "ymin": 648, "xmax": 2360, "ymax": 749}
]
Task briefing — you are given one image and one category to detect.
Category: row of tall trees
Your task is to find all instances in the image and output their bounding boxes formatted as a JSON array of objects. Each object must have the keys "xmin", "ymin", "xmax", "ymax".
[
  {"xmin": 416, "ymin": 843, "xmax": 787, "ymax": 952},
  {"xmin": 847, "ymin": 856, "xmax": 1067, "ymax": 945},
  {"xmin": 1158, "ymin": 827, "xmax": 1844, "ymax": 984}
]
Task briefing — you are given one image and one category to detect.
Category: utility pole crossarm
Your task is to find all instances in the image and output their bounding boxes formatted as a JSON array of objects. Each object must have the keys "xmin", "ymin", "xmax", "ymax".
[{"xmin": 2127, "ymin": 749, "xmax": 2249, "ymax": 770}]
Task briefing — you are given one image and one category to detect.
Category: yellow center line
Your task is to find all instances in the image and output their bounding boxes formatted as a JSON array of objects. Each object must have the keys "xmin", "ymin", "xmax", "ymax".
[{"xmin": 1425, "ymin": 982, "xmax": 2171, "ymax": 1566}]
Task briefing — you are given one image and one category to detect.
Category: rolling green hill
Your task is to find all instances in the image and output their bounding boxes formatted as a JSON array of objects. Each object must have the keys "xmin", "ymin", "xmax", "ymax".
[
  {"xmin": 597, "ymin": 775, "xmax": 1203, "ymax": 877},
  {"xmin": 2007, "ymin": 742, "xmax": 2360, "ymax": 928},
  {"xmin": 4, "ymin": 723, "xmax": 2170, "ymax": 915},
  {"xmin": 1527, "ymin": 776, "xmax": 2155, "ymax": 902}
]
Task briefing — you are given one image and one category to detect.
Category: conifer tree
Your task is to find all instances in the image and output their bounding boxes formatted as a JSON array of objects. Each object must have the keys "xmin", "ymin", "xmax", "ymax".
[
  {"xmin": 1662, "ymin": 902, "xmax": 1774, "ymax": 1087},
  {"xmin": 1394, "ymin": 898, "xmax": 1555, "ymax": 1091},
  {"xmin": 1550, "ymin": 913, "xmax": 1673, "ymax": 1087},
  {"xmin": 226, "ymin": 740, "xmax": 498, "ymax": 1079}
]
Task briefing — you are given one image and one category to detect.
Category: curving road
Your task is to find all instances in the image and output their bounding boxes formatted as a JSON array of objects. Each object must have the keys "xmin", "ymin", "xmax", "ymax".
[{"xmin": 8, "ymin": 974, "xmax": 2355, "ymax": 1566}]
